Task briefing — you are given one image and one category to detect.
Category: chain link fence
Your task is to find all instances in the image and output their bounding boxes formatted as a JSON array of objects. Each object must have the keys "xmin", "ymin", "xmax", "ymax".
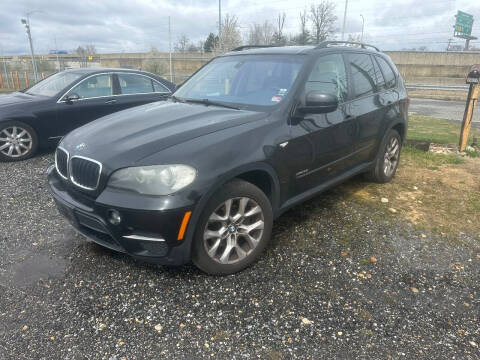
[{"xmin": 0, "ymin": 53, "xmax": 214, "ymax": 91}]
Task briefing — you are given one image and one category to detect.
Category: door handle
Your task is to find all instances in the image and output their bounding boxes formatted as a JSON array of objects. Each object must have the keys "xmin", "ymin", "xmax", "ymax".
[{"xmin": 105, "ymin": 99, "xmax": 117, "ymax": 104}]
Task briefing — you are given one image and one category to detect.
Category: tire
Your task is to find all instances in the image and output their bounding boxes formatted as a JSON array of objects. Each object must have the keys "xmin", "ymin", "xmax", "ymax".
[
  {"xmin": 365, "ymin": 129, "xmax": 402, "ymax": 183},
  {"xmin": 192, "ymin": 179, "xmax": 273, "ymax": 275},
  {"xmin": 0, "ymin": 121, "xmax": 38, "ymax": 162}
]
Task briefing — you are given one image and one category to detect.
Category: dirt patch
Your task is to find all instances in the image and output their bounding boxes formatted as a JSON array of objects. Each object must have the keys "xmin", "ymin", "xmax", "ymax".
[{"xmin": 340, "ymin": 154, "xmax": 480, "ymax": 241}]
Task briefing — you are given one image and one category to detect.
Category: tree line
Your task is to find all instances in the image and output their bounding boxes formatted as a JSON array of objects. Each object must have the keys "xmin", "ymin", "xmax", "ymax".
[{"xmin": 174, "ymin": 1, "xmax": 338, "ymax": 53}]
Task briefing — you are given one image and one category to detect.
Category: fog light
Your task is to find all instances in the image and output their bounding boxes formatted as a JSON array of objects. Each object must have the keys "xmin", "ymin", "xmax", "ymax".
[{"xmin": 108, "ymin": 209, "xmax": 122, "ymax": 225}]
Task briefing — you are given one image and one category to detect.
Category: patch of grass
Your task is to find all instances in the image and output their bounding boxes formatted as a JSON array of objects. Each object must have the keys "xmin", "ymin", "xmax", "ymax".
[
  {"xmin": 407, "ymin": 114, "xmax": 480, "ymax": 145},
  {"xmin": 468, "ymin": 193, "xmax": 480, "ymax": 212},
  {"xmin": 465, "ymin": 150, "xmax": 480, "ymax": 158},
  {"xmin": 402, "ymin": 146, "xmax": 464, "ymax": 168},
  {"xmin": 360, "ymin": 258, "xmax": 371, "ymax": 266}
]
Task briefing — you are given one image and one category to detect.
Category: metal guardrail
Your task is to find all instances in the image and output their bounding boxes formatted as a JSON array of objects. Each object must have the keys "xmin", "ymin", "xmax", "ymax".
[{"xmin": 406, "ymin": 84, "xmax": 469, "ymax": 91}]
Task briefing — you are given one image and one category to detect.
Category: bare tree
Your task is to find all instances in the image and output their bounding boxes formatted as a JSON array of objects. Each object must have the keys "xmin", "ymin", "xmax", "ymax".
[
  {"xmin": 75, "ymin": 45, "xmax": 96, "ymax": 67},
  {"xmin": 272, "ymin": 13, "xmax": 287, "ymax": 45},
  {"xmin": 174, "ymin": 34, "xmax": 190, "ymax": 53},
  {"xmin": 197, "ymin": 40, "xmax": 205, "ymax": 54},
  {"xmin": 187, "ymin": 43, "xmax": 199, "ymax": 52},
  {"xmin": 347, "ymin": 34, "xmax": 361, "ymax": 44},
  {"xmin": 291, "ymin": 9, "xmax": 311, "ymax": 45},
  {"xmin": 143, "ymin": 45, "xmax": 168, "ymax": 75},
  {"xmin": 85, "ymin": 44, "xmax": 97, "ymax": 55},
  {"xmin": 310, "ymin": 1, "xmax": 337, "ymax": 44},
  {"xmin": 215, "ymin": 14, "xmax": 242, "ymax": 52},
  {"xmin": 247, "ymin": 21, "xmax": 275, "ymax": 45}
]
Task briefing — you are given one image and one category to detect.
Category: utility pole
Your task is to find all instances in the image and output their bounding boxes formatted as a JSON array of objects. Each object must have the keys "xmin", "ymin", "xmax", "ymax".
[
  {"xmin": 21, "ymin": 16, "xmax": 38, "ymax": 82},
  {"xmin": 218, "ymin": 0, "xmax": 222, "ymax": 37},
  {"xmin": 218, "ymin": 0, "xmax": 222, "ymax": 51},
  {"xmin": 169, "ymin": 16, "xmax": 173, "ymax": 83},
  {"xmin": 341, "ymin": 0, "xmax": 348, "ymax": 40},
  {"xmin": 360, "ymin": 14, "xmax": 365, "ymax": 42},
  {"xmin": 465, "ymin": 38, "xmax": 470, "ymax": 51}
]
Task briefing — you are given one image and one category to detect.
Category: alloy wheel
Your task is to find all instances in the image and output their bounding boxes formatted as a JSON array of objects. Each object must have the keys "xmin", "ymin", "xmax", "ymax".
[
  {"xmin": 203, "ymin": 197, "xmax": 264, "ymax": 265},
  {"xmin": 384, "ymin": 136, "xmax": 400, "ymax": 177},
  {"xmin": 0, "ymin": 126, "xmax": 33, "ymax": 158}
]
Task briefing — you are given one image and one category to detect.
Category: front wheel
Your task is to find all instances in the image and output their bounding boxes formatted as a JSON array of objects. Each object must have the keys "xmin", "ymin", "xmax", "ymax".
[
  {"xmin": 365, "ymin": 129, "xmax": 402, "ymax": 183},
  {"xmin": 192, "ymin": 179, "xmax": 273, "ymax": 275},
  {"xmin": 0, "ymin": 122, "xmax": 38, "ymax": 162}
]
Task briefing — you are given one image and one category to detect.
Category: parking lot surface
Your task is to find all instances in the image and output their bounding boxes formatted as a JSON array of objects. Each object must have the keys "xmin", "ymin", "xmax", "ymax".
[{"xmin": 1, "ymin": 153, "xmax": 479, "ymax": 359}]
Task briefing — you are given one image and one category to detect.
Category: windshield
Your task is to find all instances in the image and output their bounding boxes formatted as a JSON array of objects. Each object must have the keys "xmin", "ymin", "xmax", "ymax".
[
  {"xmin": 174, "ymin": 55, "xmax": 305, "ymax": 108},
  {"xmin": 26, "ymin": 72, "xmax": 83, "ymax": 97}
]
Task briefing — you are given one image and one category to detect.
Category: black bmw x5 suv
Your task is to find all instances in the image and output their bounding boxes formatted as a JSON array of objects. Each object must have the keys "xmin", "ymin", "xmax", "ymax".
[{"xmin": 48, "ymin": 42, "xmax": 408, "ymax": 275}]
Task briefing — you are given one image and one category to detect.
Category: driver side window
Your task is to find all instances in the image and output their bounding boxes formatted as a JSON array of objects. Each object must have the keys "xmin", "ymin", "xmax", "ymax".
[
  {"xmin": 305, "ymin": 54, "xmax": 348, "ymax": 103},
  {"xmin": 69, "ymin": 74, "xmax": 113, "ymax": 99}
]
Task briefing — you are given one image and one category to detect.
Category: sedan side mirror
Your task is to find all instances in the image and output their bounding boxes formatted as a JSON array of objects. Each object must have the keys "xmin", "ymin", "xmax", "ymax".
[
  {"xmin": 64, "ymin": 93, "xmax": 80, "ymax": 102},
  {"xmin": 298, "ymin": 91, "xmax": 339, "ymax": 114}
]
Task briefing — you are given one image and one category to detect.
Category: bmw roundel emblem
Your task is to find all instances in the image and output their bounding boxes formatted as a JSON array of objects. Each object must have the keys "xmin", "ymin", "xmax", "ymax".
[{"xmin": 76, "ymin": 143, "xmax": 87, "ymax": 151}]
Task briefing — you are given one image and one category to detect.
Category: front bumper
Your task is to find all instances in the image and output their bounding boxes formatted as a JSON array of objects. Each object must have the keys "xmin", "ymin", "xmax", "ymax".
[{"xmin": 47, "ymin": 165, "xmax": 197, "ymax": 265}]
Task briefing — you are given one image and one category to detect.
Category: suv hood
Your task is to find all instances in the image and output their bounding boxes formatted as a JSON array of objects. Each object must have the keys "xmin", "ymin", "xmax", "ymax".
[{"xmin": 61, "ymin": 101, "xmax": 267, "ymax": 169}]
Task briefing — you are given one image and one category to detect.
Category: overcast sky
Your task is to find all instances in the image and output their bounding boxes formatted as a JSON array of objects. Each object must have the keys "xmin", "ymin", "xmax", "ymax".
[{"xmin": 0, "ymin": 0, "xmax": 479, "ymax": 55}]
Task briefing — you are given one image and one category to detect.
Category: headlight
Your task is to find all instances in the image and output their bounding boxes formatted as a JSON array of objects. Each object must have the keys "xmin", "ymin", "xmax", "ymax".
[{"xmin": 108, "ymin": 165, "xmax": 196, "ymax": 195}]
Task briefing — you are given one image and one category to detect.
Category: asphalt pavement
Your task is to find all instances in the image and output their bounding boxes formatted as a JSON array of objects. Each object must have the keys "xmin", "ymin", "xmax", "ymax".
[
  {"xmin": 0, "ymin": 153, "xmax": 479, "ymax": 359},
  {"xmin": 409, "ymin": 98, "xmax": 479, "ymax": 125}
]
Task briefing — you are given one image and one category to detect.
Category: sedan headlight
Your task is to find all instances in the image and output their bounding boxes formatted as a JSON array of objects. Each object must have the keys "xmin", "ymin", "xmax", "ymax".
[{"xmin": 108, "ymin": 165, "xmax": 196, "ymax": 195}]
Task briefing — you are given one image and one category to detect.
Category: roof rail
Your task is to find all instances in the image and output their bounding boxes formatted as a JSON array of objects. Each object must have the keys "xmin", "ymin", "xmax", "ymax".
[
  {"xmin": 230, "ymin": 45, "xmax": 274, "ymax": 52},
  {"xmin": 316, "ymin": 41, "xmax": 380, "ymax": 52}
]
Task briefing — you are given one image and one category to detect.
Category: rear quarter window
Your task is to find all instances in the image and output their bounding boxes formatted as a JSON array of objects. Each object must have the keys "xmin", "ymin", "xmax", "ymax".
[{"xmin": 375, "ymin": 56, "xmax": 397, "ymax": 89}]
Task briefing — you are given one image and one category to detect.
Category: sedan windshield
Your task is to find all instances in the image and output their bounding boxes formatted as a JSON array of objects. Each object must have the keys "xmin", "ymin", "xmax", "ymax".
[
  {"xmin": 25, "ymin": 72, "xmax": 82, "ymax": 97},
  {"xmin": 174, "ymin": 55, "xmax": 305, "ymax": 108}
]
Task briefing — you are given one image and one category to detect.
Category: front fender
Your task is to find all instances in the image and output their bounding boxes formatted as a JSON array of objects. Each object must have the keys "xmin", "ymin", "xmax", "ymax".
[{"xmin": 180, "ymin": 161, "xmax": 281, "ymax": 262}]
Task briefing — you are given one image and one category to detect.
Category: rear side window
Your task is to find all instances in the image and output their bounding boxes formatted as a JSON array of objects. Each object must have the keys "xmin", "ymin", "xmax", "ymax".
[
  {"xmin": 118, "ymin": 74, "xmax": 154, "ymax": 95},
  {"xmin": 305, "ymin": 53, "xmax": 348, "ymax": 102},
  {"xmin": 371, "ymin": 55, "xmax": 386, "ymax": 89},
  {"xmin": 375, "ymin": 56, "xmax": 396, "ymax": 89},
  {"xmin": 347, "ymin": 53, "xmax": 377, "ymax": 98}
]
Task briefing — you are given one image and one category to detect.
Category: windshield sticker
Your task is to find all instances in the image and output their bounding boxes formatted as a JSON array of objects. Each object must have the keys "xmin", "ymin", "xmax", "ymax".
[
  {"xmin": 271, "ymin": 96, "xmax": 283, "ymax": 102},
  {"xmin": 278, "ymin": 88, "xmax": 288, "ymax": 96}
]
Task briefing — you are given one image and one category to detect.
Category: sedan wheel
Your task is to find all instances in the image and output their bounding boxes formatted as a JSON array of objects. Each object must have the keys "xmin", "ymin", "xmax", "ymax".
[{"xmin": 0, "ymin": 124, "xmax": 35, "ymax": 161}]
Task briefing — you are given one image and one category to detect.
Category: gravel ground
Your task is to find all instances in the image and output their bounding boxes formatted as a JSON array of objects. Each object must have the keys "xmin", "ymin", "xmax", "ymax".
[{"xmin": 0, "ymin": 152, "xmax": 479, "ymax": 360}]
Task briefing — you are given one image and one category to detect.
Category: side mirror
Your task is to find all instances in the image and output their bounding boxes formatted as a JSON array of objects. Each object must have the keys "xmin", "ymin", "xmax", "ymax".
[
  {"xmin": 64, "ymin": 93, "xmax": 80, "ymax": 102},
  {"xmin": 298, "ymin": 91, "xmax": 339, "ymax": 114}
]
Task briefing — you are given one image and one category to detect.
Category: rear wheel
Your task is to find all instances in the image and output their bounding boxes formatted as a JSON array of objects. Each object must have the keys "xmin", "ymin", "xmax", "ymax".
[
  {"xmin": 365, "ymin": 129, "xmax": 402, "ymax": 183},
  {"xmin": 0, "ymin": 122, "xmax": 38, "ymax": 162},
  {"xmin": 192, "ymin": 179, "xmax": 273, "ymax": 275}
]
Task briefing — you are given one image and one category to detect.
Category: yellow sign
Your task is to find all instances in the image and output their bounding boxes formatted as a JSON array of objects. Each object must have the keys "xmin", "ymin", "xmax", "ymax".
[{"xmin": 88, "ymin": 55, "xmax": 93, "ymax": 61}]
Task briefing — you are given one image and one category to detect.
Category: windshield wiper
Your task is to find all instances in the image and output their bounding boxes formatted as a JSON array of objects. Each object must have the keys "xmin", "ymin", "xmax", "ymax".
[
  {"xmin": 183, "ymin": 98, "xmax": 241, "ymax": 110},
  {"xmin": 170, "ymin": 95, "xmax": 185, "ymax": 103}
]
